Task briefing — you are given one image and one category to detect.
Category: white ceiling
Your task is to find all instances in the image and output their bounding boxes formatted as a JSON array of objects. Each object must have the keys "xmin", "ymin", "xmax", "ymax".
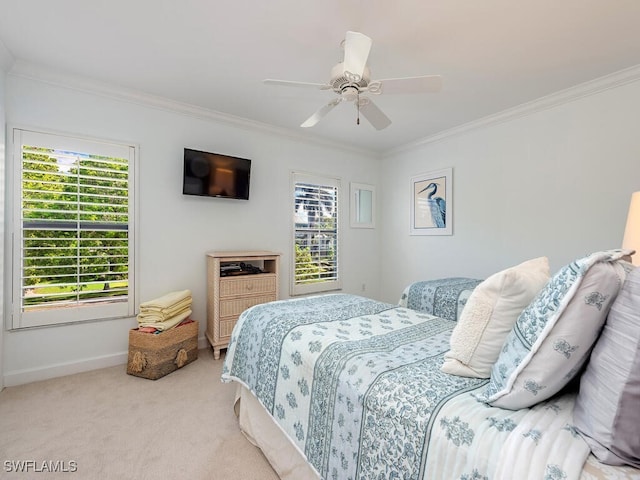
[{"xmin": 2, "ymin": 0, "xmax": 640, "ymax": 154}]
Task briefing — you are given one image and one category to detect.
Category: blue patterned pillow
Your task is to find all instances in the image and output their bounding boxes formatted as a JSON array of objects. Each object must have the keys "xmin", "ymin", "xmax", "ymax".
[{"xmin": 478, "ymin": 249, "xmax": 630, "ymax": 410}]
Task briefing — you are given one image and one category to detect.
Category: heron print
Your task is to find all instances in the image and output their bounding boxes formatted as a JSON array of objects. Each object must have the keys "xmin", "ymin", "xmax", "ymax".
[
  {"xmin": 412, "ymin": 168, "xmax": 451, "ymax": 235},
  {"xmin": 417, "ymin": 181, "xmax": 446, "ymax": 227}
]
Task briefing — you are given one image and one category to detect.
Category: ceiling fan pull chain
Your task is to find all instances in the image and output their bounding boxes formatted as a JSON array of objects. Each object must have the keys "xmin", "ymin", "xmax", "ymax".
[{"xmin": 357, "ymin": 91, "xmax": 360, "ymax": 125}]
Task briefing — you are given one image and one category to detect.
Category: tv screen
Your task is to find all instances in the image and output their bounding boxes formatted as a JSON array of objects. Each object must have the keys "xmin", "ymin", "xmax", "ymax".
[{"xmin": 183, "ymin": 148, "xmax": 251, "ymax": 200}]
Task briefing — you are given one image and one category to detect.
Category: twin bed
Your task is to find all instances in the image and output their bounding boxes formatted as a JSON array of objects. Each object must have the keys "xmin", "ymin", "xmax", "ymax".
[{"xmin": 221, "ymin": 255, "xmax": 640, "ymax": 480}]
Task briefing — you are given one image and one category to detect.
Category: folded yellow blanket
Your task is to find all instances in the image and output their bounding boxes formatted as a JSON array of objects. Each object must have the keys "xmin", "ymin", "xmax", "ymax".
[
  {"xmin": 138, "ymin": 296, "xmax": 192, "ymax": 321},
  {"xmin": 137, "ymin": 303, "xmax": 191, "ymax": 323},
  {"xmin": 139, "ymin": 290, "xmax": 192, "ymax": 310},
  {"xmin": 138, "ymin": 309, "xmax": 192, "ymax": 331}
]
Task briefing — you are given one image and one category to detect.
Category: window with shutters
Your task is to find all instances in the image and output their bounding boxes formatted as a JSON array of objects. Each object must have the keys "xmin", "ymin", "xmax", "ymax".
[
  {"xmin": 291, "ymin": 172, "xmax": 341, "ymax": 296},
  {"xmin": 9, "ymin": 128, "xmax": 137, "ymax": 329}
]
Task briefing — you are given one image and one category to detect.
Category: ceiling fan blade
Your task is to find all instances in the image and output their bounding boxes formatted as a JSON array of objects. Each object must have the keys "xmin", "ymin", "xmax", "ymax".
[
  {"xmin": 301, "ymin": 99, "xmax": 341, "ymax": 128},
  {"xmin": 264, "ymin": 79, "xmax": 331, "ymax": 90},
  {"xmin": 343, "ymin": 31, "xmax": 372, "ymax": 80},
  {"xmin": 377, "ymin": 75, "xmax": 443, "ymax": 94},
  {"xmin": 358, "ymin": 98, "xmax": 391, "ymax": 130}
]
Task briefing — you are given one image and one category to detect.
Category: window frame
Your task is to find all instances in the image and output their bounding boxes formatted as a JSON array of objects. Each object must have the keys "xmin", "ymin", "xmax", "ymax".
[
  {"xmin": 7, "ymin": 126, "xmax": 138, "ymax": 329},
  {"xmin": 290, "ymin": 171, "xmax": 342, "ymax": 296}
]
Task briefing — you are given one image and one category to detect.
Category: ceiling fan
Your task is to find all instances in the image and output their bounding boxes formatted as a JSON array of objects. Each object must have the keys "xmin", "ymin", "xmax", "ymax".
[{"xmin": 264, "ymin": 31, "xmax": 442, "ymax": 130}]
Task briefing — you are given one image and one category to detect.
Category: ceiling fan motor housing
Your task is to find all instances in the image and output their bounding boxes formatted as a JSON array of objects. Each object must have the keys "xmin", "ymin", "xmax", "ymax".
[{"xmin": 330, "ymin": 63, "xmax": 370, "ymax": 94}]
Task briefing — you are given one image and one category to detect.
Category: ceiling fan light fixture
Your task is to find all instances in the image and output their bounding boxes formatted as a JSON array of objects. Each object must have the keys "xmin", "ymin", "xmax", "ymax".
[{"xmin": 342, "ymin": 86, "xmax": 359, "ymax": 102}]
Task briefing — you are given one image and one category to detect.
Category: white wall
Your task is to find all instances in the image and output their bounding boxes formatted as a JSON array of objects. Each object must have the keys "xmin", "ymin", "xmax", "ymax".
[
  {"xmin": 378, "ymin": 77, "xmax": 640, "ymax": 303},
  {"xmin": 2, "ymin": 72, "xmax": 381, "ymax": 385},
  {"xmin": 0, "ymin": 42, "xmax": 11, "ymax": 390}
]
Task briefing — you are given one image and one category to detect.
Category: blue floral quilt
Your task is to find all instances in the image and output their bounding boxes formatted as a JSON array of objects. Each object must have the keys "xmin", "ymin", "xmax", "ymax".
[
  {"xmin": 398, "ymin": 277, "xmax": 482, "ymax": 321},
  {"xmin": 222, "ymin": 294, "xmax": 487, "ymax": 479}
]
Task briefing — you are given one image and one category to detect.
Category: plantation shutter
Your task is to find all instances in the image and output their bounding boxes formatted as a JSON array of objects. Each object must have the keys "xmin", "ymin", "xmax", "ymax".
[
  {"xmin": 291, "ymin": 172, "xmax": 341, "ymax": 296},
  {"xmin": 11, "ymin": 128, "xmax": 136, "ymax": 329}
]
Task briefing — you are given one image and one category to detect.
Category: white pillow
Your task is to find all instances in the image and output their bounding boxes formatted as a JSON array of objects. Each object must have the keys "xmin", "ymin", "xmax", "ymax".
[
  {"xmin": 441, "ymin": 257, "xmax": 550, "ymax": 378},
  {"xmin": 478, "ymin": 249, "xmax": 629, "ymax": 410}
]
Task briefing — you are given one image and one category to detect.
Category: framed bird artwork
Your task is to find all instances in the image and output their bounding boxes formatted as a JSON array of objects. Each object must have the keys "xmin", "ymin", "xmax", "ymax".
[{"xmin": 410, "ymin": 167, "xmax": 452, "ymax": 235}]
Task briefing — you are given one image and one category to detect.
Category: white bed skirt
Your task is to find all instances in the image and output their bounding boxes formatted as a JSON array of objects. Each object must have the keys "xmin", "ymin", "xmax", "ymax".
[{"xmin": 235, "ymin": 384, "xmax": 320, "ymax": 480}]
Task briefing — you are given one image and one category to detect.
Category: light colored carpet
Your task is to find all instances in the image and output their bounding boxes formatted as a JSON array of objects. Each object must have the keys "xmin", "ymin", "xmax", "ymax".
[{"xmin": 0, "ymin": 348, "xmax": 279, "ymax": 479}]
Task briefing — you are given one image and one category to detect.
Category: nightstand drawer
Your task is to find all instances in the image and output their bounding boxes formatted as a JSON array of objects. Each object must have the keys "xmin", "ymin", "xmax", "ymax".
[
  {"xmin": 219, "ymin": 275, "xmax": 277, "ymax": 298},
  {"xmin": 219, "ymin": 317, "xmax": 238, "ymax": 338},
  {"xmin": 219, "ymin": 294, "xmax": 276, "ymax": 317}
]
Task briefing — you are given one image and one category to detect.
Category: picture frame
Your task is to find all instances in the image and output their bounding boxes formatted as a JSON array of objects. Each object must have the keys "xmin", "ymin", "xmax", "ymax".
[{"xmin": 410, "ymin": 167, "xmax": 452, "ymax": 235}]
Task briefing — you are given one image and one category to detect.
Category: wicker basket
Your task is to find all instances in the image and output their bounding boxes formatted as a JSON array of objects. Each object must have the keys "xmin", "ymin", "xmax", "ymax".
[{"xmin": 126, "ymin": 320, "xmax": 198, "ymax": 380}]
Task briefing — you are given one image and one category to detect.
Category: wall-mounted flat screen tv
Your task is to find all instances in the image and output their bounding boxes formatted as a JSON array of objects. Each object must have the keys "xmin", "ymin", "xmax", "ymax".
[{"xmin": 183, "ymin": 148, "xmax": 251, "ymax": 200}]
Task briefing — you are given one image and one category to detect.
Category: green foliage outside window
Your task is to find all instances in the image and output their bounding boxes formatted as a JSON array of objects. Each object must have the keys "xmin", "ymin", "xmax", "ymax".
[
  {"xmin": 294, "ymin": 244, "xmax": 326, "ymax": 283},
  {"xmin": 21, "ymin": 146, "xmax": 129, "ymax": 307}
]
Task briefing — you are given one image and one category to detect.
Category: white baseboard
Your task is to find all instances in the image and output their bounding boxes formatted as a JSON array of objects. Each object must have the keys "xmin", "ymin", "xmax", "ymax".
[
  {"xmin": 3, "ymin": 351, "xmax": 129, "ymax": 387},
  {"xmin": 3, "ymin": 335, "xmax": 211, "ymax": 387}
]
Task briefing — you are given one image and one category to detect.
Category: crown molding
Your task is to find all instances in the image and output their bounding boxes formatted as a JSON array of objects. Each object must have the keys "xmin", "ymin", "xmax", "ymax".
[
  {"xmin": 386, "ymin": 64, "xmax": 640, "ymax": 157},
  {"xmin": 8, "ymin": 60, "xmax": 375, "ymax": 158},
  {"xmin": 8, "ymin": 60, "xmax": 640, "ymax": 160}
]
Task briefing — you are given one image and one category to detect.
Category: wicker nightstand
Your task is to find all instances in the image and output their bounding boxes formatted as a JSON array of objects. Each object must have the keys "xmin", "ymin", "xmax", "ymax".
[{"xmin": 205, "ymin": 251, "xmax": 280, "ymax": 359}]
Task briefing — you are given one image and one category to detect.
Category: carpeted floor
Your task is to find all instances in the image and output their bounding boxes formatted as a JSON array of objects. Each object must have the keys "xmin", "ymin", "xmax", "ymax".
[{"xmin": 0, "ymin": 348, "xmax": 279, "ymax": 479}]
